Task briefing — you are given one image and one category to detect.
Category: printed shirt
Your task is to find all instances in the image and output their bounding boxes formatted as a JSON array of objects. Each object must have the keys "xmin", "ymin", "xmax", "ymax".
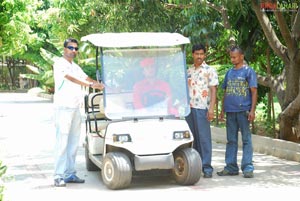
[
  {"xmin": 187, "ymin": 63, "xmax": 219, "ymax": 109},
  {"xmin": 53, "ymin": 57, "xmax": 88, "ymax": 108},
  {"xmin": 222, "ymin": 65, "xmax": 257, "ymax": 112}
]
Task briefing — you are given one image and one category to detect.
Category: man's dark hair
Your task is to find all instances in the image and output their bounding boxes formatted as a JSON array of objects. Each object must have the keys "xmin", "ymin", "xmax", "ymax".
[
  {"xmin": 63, "ymin": 38, "xmax": 78, "ymax": 47},
  {"xmin": 230, "ymin": 46, "xmax": 244, "ymax": 55},
  {"xmin": 192, "ymin": 44, "xmax": 206, "ymax": 53}
]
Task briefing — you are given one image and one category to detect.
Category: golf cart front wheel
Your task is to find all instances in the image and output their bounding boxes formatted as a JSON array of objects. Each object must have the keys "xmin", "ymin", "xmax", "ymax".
[
  {"xmin": 172, "ymin": 148, "xmax": 202, "ymax": 185},
  {"xmin": 101, "ymin": 152, "xmax": 132, "ymax": 190}
]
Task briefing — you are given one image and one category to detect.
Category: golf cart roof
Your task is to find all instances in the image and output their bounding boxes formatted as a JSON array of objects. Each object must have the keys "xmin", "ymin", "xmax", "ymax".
[{"xmin": 81, "ymin": 32, "xmax": 190, "ymax": 48}]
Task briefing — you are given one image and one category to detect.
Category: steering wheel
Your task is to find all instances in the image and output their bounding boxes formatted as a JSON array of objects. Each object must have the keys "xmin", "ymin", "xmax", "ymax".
[{"xmin": 141, "ymin": 90, "xmax": 167, "ymax": 107}]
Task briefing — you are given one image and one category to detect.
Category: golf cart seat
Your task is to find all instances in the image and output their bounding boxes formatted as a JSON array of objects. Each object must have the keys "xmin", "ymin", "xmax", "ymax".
[
  {"xmin": 84, "ymin": 92, "xmax": 109, "ymax": 135},
  {"xmin": 84, "ymin": 92, "xmax": 105, "ymax": 117}
]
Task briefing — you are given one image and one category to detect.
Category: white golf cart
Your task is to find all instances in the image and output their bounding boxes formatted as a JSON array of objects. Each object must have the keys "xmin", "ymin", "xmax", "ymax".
[{"xmin": 81, "ymin": 32, "xmax": 202, "ymax": 190}]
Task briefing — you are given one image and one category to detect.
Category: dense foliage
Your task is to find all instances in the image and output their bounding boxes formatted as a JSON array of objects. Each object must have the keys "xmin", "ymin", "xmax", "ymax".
[{"xmin": 0, "ymin": 0, "xmax": 299, "ymax": 142}]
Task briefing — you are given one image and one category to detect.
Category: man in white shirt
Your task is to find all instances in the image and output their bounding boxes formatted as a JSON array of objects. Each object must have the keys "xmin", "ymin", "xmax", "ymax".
[{"xmin": 53, "ymin": 38, "xmax": 104, "ymax": 187}]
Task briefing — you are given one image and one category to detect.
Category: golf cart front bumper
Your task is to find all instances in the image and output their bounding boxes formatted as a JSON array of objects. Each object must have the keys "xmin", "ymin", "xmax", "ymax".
[{"xmin": 134, "ymin": 153, "xmax": 174, "ymax": 171}]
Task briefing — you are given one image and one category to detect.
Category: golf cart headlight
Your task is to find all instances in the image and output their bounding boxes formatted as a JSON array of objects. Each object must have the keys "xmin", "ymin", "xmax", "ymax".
[
  {"xmin": 173, "ymin": 131, "xmax": 190, "ymax": 139},
  {"xmin": 113, "ymin": 134, "xmax": 132, "ymax": 143}
]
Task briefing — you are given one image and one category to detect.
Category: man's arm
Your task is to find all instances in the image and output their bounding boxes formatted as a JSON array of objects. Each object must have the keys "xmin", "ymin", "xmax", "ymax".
[
  {"xmin": 248, "ymin": 87, "xmax": 257, "ymax": 122},
  {"xmin": 208, "ymin": 85, "xmax": 217, "ymax": 121},
  {"xmin": 132, "ymin": 83, "xmax": 144, "ymax": 109},
  {"xmin": 219, "ymin": 89, "xmax": 226, "ymax": 120},
  {"xmin": 65, "ymin": 74, "xmax": 104, "ymax": 90}
]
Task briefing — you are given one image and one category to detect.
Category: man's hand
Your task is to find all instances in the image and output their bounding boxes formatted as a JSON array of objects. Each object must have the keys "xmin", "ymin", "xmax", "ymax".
[
  {"xmin": 219, "ymin": 110, "xmax": 225, "ymax": 122},
  {"xmin": 207, "ymin": 109, "xmax": 214, "ymax": 121},
  {"xmin": 91, "ymin": 82, "xmax": 105, "ymax": 90},
  {"xmin": 248, "ymin": 110, "xmax": 255, "ymax": 122}
]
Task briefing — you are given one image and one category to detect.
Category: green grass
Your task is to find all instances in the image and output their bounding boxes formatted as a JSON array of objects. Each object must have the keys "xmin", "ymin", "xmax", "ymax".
[
  {"xmin": 254, "ymin": 96, "xmax": 281, "ymax": 138},
  {"xmin": 256, "ymin": 96, "xmax": 281, "ymax": 119}
]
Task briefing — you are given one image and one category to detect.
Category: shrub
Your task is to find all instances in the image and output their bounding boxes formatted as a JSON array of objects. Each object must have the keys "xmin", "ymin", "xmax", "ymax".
[{"xmin": 0, "ymin": 161, "xmax": 7, "ymax": 201}]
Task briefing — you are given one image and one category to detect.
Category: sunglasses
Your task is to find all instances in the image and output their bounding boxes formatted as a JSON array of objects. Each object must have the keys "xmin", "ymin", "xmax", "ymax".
[{"xmin": 66, "ymin": 46, "xmax": 79, "ymax": 51}]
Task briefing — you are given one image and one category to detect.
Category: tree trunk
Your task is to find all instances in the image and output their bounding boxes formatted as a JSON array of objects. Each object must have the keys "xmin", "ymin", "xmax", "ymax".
[
  {"xmin": 279, "ymin": 114, "xmax": 300, "ymax": 142},
  {"xmin": 279, "ymin": 60, "xmax": 300, "ymax": 142},
  {"xmin": 6, "ymin": 58, "xmax": 15, "ymax": 89}
]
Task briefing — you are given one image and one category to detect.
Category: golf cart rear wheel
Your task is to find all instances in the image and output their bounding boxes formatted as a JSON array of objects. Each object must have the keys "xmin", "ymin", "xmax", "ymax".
[
  {"xmin": 85, "ymin": 143, "xmax": 99, "ymax": 171},
  {"xmin": 102, "ymin": 152, "xmax": 132, "ymax": 190},
  {"xmin": 172, "ymin": 148, "xmax": 202, "ymax": 185}
]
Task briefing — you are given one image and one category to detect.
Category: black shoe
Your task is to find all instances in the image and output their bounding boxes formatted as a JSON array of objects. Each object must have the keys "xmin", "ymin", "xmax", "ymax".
[
  {"xmin": 64, "ymin": 175, "xmax": 85, "ymax": 183},
  {"xmin": 203, "ymin": 173, "xmax": 212, "ymax": 178},
  {"xmin": 54, "ymin": 178, "xmax": 66, "ymax": 187},
  {"xmin": 217, "ymin": 169, "xmax": 239, "ymax": 176},
  {"xmin": 243, "ymin": 171, "xmax": 254, "ymax": 178}
]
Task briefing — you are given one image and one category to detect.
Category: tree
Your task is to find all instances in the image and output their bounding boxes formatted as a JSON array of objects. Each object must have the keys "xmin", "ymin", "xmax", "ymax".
[
  {"xmin": 251, "ymin": 0, "xmax": 300, "ymax": 142},
  {"xmin": 189, "ymin": 0, "xmax": 299, "ymax": 142},
  {"xmin": 20, "ymin": 48, "xmax": 58, "ymax": 93},
  {"xmin": 0, "ymin": 0, "xmax": 52, "ymax": 88}
]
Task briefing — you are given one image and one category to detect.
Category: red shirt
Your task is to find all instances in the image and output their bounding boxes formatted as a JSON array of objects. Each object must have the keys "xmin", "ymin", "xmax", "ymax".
[{"xmin": 133, "ymin": 79, "xmax": 177, "ymax": 115}]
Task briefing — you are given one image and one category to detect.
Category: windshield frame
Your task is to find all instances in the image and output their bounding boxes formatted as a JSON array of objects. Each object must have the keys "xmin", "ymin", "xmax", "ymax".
[{"xmin": 100, "ymin": 47, "xmax": 190, "ymax": 120}]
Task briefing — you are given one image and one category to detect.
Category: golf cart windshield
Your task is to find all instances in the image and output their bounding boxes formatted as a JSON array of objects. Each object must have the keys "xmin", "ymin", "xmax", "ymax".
[{"xmin": 82, "ymin": 33, "xmax": 191, "ymax": 120}]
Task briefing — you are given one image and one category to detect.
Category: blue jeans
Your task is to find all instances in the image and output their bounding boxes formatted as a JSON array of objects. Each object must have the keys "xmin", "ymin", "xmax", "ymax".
[
  {"xmin": 186, "ymin": 108, "xmax": 213, "ymax": 174},
  {"xmin": 54, "ymin": 107, "xmax": 81, "ymax": 179},
  {"xmin": 224, "ymin": 111, "xmax": 254, "ymax": 173}
]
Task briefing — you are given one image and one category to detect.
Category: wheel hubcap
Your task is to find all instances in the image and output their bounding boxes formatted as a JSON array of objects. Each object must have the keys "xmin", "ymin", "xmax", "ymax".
[{"xmin": 175, "ymin": 157, "xmax": 184, "ymax": 176}]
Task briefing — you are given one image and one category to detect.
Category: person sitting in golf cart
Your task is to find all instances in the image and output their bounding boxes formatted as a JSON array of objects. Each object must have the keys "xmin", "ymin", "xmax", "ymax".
[{"xmin": 132, "ymin": 58, "xmax": 177, "ymax": 115}]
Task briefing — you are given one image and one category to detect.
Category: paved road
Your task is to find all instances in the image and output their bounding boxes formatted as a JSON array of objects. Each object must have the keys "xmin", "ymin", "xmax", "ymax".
[{"xmin": 0, "ymin": 93, "xmax": 299, "ymax": 201}]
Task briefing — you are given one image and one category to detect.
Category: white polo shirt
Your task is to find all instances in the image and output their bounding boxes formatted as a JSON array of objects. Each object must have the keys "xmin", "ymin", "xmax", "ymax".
[{"xmin": 53, "ymin": 57, "xmax": 88, "ymax": 108}]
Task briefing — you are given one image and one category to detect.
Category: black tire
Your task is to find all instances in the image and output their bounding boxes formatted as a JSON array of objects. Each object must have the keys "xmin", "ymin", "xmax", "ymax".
[
  {"xmin": 101, "ymin": 152, "xmax": 132, "ymax": 190},
  {"xmin": 172, "ymin": 148, "xmax": 202, "ymax": 185},
  {"xmin": 85, "ymin": 142, "xmax": 100, "ymax": 171}
]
